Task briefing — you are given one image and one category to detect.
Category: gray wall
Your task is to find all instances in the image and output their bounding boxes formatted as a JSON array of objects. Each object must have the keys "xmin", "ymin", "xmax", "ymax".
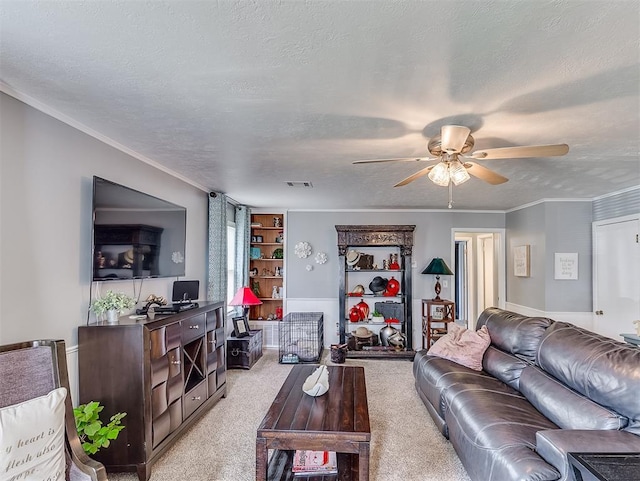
[
  {"xmin": 286, "ymin": 210, "xmax": 505, "ymax": 302},
  {"xmin": 0, "ymin": 93, "xmax": 209, "ymax": 345},
  {"xmin": 506, "ymin": 201, "xmax": 592, "ymax": 312}
]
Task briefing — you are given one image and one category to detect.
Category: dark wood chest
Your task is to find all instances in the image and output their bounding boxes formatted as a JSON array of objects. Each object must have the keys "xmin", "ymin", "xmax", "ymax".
[{"xmin": 227, "ymin": 329, "xmax": 263, "ymax": 369}]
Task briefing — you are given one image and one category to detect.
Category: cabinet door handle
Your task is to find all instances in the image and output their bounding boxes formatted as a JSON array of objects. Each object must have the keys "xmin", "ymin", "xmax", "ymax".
[
  {"xmin": 191, "ymin": 396, "xmax": 201, "ymax": 401},
  {"xmin": 189, "ymin": 325, "xmax": 200, "ymax": 329},
  {"xmin": 171, "ymin": 360, "xmax": 181, "ymax": 365}
]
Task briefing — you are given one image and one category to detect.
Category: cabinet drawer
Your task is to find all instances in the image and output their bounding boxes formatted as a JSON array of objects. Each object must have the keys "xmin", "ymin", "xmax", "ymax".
[
  {"xmin": 183, "ymin": 381, "xmax": 207, "ymax": 419},
  {"xmin": 181, "ymin": 314, "xmax": 205, "ymax": 344},
  {"xmin": 150, "ymin": 322, "xmax": 181, "ymax": 359}
]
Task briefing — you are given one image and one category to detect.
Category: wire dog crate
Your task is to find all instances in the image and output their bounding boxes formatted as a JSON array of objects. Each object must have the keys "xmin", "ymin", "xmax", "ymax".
[{"xmin": 279, "ymin": 312, "xmax": 324, "ymax": 363}]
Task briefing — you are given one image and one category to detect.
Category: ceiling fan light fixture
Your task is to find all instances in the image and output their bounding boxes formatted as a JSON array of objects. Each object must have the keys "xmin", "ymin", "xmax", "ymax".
[
  {"xmin": 450, "ymin": 159, "xmax": 470, "ymax": 185},
  {"xmin": 427, "ymin": 162, "xmax": 450, "ymax": 187}
]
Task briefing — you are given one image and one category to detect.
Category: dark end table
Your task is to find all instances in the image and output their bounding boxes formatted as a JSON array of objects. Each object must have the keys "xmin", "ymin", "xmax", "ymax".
[{"xmin": 568, "ymin": 452, "xmax": 640, "ymax": 481}]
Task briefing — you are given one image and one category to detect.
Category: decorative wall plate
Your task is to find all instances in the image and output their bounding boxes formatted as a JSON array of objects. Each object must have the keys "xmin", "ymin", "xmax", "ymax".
[
  {"xmin": 315, "ymin": 252, "xmax": 328, "ymax": 264},
  {"xmin": 295, "ymin": 241, "xmax": 312, "ymax": 258}
]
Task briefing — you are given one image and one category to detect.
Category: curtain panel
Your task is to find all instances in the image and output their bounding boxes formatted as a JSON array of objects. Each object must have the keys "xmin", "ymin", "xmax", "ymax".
[{"xmin": 207, "ymin": 193, "xmax": 227, "ymax": 302}]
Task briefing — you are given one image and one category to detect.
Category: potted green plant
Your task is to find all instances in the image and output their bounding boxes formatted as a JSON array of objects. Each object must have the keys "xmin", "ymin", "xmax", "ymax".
[
  {"xmin": 90, "ymin": 290, "xmax": 135, "ymax": 323},
  {"xmin": 73, "ymin": 401, "xmax": 126, "ymax": 455},
  {"xmin": 371, "ymin": 310, "xmax": 385, "ymax": 323}
]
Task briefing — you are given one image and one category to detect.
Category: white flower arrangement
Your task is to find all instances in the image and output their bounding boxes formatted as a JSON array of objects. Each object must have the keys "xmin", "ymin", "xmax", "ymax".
[
  {"xmin": 90, "ymin": 290, "xmax": 135, "ymax": 316},
  {"xmin": 315, "ymin": 252, "xmax": 328, "ymax": 264},
  {"xmin": 295, "ymin": 241, "xmax": 312, "ymax": 259}
]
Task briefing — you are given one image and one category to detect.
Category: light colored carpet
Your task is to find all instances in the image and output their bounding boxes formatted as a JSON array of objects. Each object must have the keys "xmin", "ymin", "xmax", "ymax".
[{"xmin": 108, "ymin": 349, "xmax": 471, "ymax": 481}]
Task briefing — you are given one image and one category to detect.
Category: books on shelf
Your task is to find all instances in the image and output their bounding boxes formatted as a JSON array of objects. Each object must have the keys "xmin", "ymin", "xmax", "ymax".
[{"xmin": 292, "ymin": 450, "xmax": 338, "ymax": 476}]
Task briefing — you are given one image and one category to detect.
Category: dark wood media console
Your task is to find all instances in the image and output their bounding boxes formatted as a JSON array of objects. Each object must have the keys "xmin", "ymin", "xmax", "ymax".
[{"xmin": 78, "ymin": 301, "xmax": 227, "ymax": 480}]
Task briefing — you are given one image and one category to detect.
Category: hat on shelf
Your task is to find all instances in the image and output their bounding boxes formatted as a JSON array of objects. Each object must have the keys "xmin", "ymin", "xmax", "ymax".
[
  {"xmin": 346, "ymin": 250, "xmax": 361, "ymax": 266},
  {"xmin": 352, "ymin": 326, "xmax": 374, "ymax": 338}
]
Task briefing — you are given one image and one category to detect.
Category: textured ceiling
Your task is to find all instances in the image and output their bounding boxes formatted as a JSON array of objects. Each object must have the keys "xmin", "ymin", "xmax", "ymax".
[{"xmin": 1, "ymin": 0, "xmax": 638, "ymax": 210}]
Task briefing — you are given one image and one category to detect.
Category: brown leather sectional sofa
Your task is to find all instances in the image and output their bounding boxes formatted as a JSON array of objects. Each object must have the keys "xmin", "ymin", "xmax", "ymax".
[{"xmin": 413, "ymin": 307, "xmax": 640, "ymax": 481}]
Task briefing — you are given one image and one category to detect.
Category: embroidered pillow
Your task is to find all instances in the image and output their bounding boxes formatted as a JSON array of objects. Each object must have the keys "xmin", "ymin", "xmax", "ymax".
[
  {"xmin": 428, "ymin": 323, "xmax": 491, "ymax": 371},
  {"xmin": 0, "ymin": 387, "xmax": 67, "ymax": 481}
]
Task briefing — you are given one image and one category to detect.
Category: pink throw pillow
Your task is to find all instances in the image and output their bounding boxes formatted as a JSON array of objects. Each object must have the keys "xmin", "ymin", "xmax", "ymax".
[{"xmin": 427, "ymin": 323, "xmax": 491, "ymax": 371}]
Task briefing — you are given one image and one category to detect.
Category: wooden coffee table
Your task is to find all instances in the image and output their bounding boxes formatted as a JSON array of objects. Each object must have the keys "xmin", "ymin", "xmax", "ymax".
[{"xmin": 256, "ymin": 365, "xmax": 371, "ymax": 481}]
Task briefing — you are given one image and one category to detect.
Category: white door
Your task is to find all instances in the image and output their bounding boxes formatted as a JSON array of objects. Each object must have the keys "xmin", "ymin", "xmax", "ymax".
[{"xmin": 593, "ymin": 216, "xmax": 640, "ymax": 340}]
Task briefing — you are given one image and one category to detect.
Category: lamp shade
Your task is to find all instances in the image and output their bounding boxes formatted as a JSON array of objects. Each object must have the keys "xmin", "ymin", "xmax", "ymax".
[
  {"xmin": 421, "ymin": 258, "xmax": 453, "ymax": 276},
  {"xmin": 229, "ymin": 286, "xmax": 262, "ymax": 306}
]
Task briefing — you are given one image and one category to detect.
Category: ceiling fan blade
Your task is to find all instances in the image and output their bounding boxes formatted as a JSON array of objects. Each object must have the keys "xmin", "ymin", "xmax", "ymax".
[
  {"xmin": 470, "ymin": 144, "xmax": 569, "ymax": 160},
  {"xmin": 463, "ymin": 162, "xmax": 509, "ymax": 185},
  {"xmin": 352, "ymin": 156, "xmax": 433, "ymax": 165},
  {"xmin": 440, "ymin": 125, "xmax": 471, "ymax": 153},
  {"xmin": 393, "ymin": 165, "xmax": 435, "ymax": 187}
]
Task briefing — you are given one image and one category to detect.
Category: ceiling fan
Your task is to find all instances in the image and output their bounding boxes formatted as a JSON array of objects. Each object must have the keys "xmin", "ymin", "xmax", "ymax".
[{"xmin": 353, "ymin": 125, "xmax": 569, "ymax": 207}]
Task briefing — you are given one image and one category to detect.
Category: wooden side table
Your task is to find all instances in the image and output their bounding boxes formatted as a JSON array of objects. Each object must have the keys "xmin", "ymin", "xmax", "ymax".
[
  {"xmin": 421, "ymin": 299, "xmax": 455, "ymax": 349},
  {"xmin": 568, "ymin": 452, "xmax": 640, "ymax": 481}
]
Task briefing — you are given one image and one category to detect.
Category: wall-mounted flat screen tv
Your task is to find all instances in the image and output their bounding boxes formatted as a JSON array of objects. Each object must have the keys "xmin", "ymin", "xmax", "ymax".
[{"xmin": 92, "ymin": 176, "xmax": 187, "ymax": 281}]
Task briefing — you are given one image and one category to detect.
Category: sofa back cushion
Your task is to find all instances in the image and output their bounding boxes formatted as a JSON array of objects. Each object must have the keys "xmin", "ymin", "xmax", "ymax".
[
  {"xmin": 482, "ymin": 346, "xmax": 529, "ymax": 390},
  {"xmin": 537, "ymin": 322, "xmax": 640, "ymax": 435},
  {"xmin": 519, "ymin": 365, "xmax": 628, "ymax": 430},
  {"xmin": 476, "ymin": 307, "xmax": 554, "ymax": 362}
]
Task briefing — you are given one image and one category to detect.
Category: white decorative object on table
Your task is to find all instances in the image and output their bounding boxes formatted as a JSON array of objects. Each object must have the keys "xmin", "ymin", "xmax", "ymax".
[
  {"xmin": 315, "ymin": 252, "xmax": 328, "ymax": 264},
  {"xmin": 302, "ymin": 365, "xmax": 329, "ymax": 397},
  {"xmin": 295, "ymin": 241, "xmax": 312, "ymax": 258}
]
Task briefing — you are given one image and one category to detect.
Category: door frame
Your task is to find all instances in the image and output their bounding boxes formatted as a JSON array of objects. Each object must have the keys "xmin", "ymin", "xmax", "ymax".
[{"xmin": 451, "ymin": 228, "xmax": 506, "ymax": 327}]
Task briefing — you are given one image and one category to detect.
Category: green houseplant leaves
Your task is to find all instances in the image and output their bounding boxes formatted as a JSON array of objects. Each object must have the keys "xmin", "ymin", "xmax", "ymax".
[{"xmin": 73, "ymin": 401, "xmax": 126, "ymax": 455}]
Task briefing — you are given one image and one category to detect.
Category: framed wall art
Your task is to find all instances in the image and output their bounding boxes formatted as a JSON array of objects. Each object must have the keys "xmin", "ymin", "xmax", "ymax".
[
  {"xmin": 554, "ymin": 253, "xmax": 578, "ymax": 280},
  {"xmin": 513, "ymin": 245, "xmax": 530, "ymax": 277}
]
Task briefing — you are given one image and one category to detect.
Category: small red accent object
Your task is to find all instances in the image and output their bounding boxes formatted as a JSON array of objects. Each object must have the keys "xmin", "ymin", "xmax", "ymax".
[
  {"xmin": 389, "ymin": 261, "xmax": 400, "ymax": 270},
  {"xmin": 386, "ymin": 317, "xmax": 400, "ymax": 324},
  {"xmin": 356, "ymin": 299, "xmax": 370, "ymax": 319},
  {"xmin": 349, "ymin": 306, "xmax": 362, "ymax": 322},
  {"xmin": 385, "ymin": 277, "xmax": 400, "ymax": 296}
]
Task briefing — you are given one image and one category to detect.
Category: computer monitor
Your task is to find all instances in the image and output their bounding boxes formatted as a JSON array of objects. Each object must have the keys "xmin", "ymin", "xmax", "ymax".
[{"xmin": 172, "ymin": 280, "xmax": 199, "ymax": 303}]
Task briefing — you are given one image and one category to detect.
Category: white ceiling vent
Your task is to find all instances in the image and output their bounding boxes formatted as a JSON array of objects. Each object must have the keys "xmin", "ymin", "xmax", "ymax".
[{"xmin": 286, "ymin": 181, "xmax": 313, "ymax": 188}]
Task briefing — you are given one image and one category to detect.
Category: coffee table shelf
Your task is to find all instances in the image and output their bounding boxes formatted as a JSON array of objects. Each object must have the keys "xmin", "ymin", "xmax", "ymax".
[{"xmin": 267, "ymin": 450, "xmax": 354, "ymax": 481}]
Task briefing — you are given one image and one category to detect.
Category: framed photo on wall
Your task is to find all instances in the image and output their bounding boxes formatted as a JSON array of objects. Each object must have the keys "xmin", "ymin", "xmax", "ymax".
[
  {"xmin": 232, "ymin": 316, "xmax": 250, "ymax": 337},
  {"xmin": 513, "ymin": 245, "xmax": 530, "ymax": 277}
]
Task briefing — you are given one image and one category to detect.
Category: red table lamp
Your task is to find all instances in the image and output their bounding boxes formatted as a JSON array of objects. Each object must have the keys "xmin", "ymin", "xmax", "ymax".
[{"xmin": 229, "ymin": 286, "xmax": 263, "ymax": 319}]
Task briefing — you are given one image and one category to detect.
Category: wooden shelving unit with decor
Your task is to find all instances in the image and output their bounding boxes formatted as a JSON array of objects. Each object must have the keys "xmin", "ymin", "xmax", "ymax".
[
  {"xmin": 249, "ymin": 213, "xmax": 285, "ymax": 321},
  {"xmin": 336, "ymin": 224, "xmax": 416, "ymax": 360}
]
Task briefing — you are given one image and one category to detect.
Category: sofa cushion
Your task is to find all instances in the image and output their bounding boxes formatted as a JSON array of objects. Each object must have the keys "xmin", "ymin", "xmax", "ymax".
[
  {"xmin": 428, "ymin": 323, "xmax": 491, "ymax": 371},
  {"xmin": 537, "ymin": 322, "xmax": 640, "ymax": 435},
  {"xmin": 482, "ymin": 346, "xmax": 529, "ymax": 390},
  {"xmin": 519, "ymin": 365, "xmax": 628, "ymax": 430},
  {"xmin": 413, "ymin": 351, "xmax": 497, "ymax": 418},
  {"xmin": 477, "ymin": 307, "xmax": 554, "ymax": 362},
  {"xmin": 444, "ymin": 383, "xmax": 559, "ymax": 481}
]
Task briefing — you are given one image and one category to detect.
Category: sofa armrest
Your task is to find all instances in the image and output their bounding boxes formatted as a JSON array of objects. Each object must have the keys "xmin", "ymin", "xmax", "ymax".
[{"xmin": 536, "ymin": 430, "xmax": 640, "ymax": 481}]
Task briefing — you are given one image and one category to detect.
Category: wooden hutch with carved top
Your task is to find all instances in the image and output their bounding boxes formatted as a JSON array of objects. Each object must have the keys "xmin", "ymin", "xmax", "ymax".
[{"xmin": 336, "ymin": 225, "xmax": 415, "ymax": 359}]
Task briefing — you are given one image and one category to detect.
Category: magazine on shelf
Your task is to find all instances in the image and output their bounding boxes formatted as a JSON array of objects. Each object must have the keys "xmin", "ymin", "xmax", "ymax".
[{"xmin": 292, "ymin": 450, "xmax": 338, "ymax": 475}]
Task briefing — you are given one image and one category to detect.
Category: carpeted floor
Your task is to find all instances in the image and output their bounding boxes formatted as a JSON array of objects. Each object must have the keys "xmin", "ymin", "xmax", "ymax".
[{"xmin": 107, "ymin": 349, "xmax": 471, "ymax": 481}]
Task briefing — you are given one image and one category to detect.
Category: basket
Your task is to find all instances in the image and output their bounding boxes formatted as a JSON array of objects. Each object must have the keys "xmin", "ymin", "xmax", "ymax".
[{"xmin": 330, "ymin": 344, "xmax": 347, "ymax": 364}]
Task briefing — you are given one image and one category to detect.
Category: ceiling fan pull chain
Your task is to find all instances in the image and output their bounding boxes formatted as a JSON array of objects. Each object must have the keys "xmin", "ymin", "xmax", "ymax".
[{"xmin": 448, "ymin": 181, "xmax": 454, "ymax": 209}]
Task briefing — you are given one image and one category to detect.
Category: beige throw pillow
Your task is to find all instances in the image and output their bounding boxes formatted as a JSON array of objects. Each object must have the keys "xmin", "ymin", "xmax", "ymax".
[
  {"xmin": 428, "ymin": 323, "xmax": 491, "ymax": 371},
  {"xmin": 0, "ymin": 387, "xmax": 67, "ymax": 481}
]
